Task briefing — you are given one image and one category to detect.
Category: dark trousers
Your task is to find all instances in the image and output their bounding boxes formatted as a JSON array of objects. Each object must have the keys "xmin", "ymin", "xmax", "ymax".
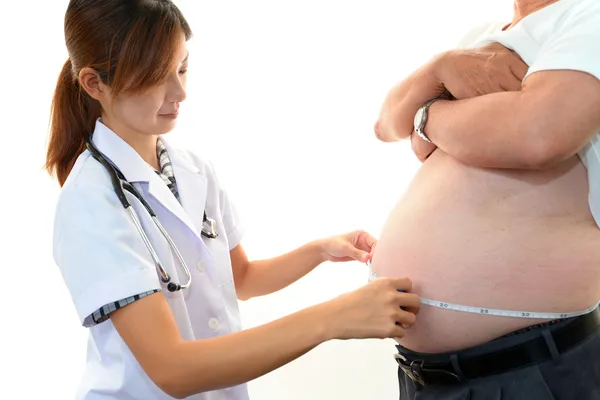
[{"xmin": 397, "ymin": 313, "xmax": 600, "ymax": 399}]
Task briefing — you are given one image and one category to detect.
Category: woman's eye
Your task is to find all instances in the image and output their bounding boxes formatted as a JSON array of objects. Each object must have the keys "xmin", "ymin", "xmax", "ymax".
[{"xmin": 179, "ymin": 68, "xmax": 188, "ymax": 75}]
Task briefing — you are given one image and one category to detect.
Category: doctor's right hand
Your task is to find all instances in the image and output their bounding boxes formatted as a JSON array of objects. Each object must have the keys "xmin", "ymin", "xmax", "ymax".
[{"xmin": 324, "ymin": 277, "xmax": 419, "ymax": 340}]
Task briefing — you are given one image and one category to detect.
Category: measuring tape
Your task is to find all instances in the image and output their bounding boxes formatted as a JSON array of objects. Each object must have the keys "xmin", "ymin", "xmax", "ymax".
[{"xmin": 366, "ymin": 262, "xmax": 600, "ymax": 319}]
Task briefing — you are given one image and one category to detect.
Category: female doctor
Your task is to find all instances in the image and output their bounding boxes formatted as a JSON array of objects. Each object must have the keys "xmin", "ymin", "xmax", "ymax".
[{"xmin": 45, "ymin": 1, "xmax": 420, "ymax": 399}]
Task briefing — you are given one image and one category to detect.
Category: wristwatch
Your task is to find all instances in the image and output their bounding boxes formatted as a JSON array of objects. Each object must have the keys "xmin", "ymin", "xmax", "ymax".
[{"xmin": 413, "ymin": 96, "xmax": 447, "ymax": 144}]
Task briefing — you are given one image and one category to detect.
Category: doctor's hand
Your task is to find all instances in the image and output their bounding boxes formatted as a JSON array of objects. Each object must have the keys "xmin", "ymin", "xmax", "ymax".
[
  {"xmin": 319, "ymin": 230, "xmax": 377, "ymax": 263},
  {"xmin": 324, "ymin": 277, "xmax": 420, "ymax": 340}
]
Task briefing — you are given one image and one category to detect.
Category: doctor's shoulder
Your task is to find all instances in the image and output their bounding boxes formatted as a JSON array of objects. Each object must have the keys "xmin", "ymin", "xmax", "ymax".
[
  {"xmin": 55, "ymin": 150, "xmax": 119, "ymax": 209},
  {"xmin": 51, "ymin": 149, "xmax": 156, "ymax": 325},
  {"xmin": 53, "ymin": 149, "xmax": 128, "ymax": 239},
  {"xmin": 57, "ymin": 150, "xmax": 113, "ymax": 194}
]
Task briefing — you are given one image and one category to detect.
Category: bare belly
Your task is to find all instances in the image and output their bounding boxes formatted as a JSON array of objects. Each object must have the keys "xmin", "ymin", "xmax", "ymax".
[{"xmin": 371, "ymin": 150, "xmax": 600, "ymax": 353}]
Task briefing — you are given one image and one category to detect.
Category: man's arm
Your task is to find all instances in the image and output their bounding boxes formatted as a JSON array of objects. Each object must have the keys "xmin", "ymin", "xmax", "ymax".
[
  {"xmin": 424, "ymin": 5, "xmax": 600, "ymax": 169},
  {"xmin": 374, "ymin": 43, "xmax": 527, "ymax": 145},
  {"xmin": 374, "ymin": 65, "xmax": 446, "ymax": 143},
  {"xmin": 426, "ymin": 69, "xmax": 600, "ymax": 169}
]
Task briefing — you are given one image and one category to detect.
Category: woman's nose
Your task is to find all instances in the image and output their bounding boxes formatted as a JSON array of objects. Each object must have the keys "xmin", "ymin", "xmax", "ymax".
[{"xmin": 175, "ymin": 88, "xmax": 187, "ymax": 102}]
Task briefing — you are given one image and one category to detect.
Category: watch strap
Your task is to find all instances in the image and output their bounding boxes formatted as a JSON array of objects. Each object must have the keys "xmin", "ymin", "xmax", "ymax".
[{"xmin": 415, "ymin": 93, "xmax": 451, "ymax": 143}]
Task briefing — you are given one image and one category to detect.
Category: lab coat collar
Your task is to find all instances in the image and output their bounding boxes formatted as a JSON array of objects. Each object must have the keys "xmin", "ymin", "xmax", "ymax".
[
  {"xmin": 159, "ymin": 136, "xmax": 210, "ymax": 239},
  {"xmin": 90, "ymin": 119, "xmax": 207, "ymax": 241},
  {"xmin": 90, "ymin": 119, "xmax": 156, "ymax": 184}
]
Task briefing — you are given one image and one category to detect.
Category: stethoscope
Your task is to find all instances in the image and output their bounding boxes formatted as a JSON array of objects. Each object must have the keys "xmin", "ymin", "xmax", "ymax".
[{"xmin": 84, "ymin": 135, "xmax": 218, "ymax": 292}]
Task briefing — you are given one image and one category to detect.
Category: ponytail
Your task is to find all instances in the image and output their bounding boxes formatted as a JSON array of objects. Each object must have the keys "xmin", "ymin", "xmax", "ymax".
[{"xmin": 45, "ymin": 58, "xmax": 101, "ymax": 187}]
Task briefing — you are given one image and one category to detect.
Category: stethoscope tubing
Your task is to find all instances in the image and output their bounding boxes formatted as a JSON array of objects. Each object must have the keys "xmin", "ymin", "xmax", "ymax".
[{"xmin": 84, "ymin": 136, "xmax": 196, "ymax": 292}]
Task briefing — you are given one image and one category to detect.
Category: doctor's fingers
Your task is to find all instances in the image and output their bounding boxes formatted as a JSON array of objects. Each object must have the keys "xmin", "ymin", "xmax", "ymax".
[
  {"xmin": 352, "ymin": 230, "xmax": 377, "ymax": 252},
  {"xmin": 368, "ymin": 241, "xmax": 378, "ymax": 259},
  {"xmin": 375, "ymin": 276, "xmax": 413, "ymax": 292},
  {"xmin": 384, "ymin": 310, "xmax": 416, "ymax": 339},
  {"xmin": 396, "ymin": 291, "xmax": 421, "ymax": 315},
  {"xmin": 395, "ymin": 308, "xmax": 417, "ymax": 327}
]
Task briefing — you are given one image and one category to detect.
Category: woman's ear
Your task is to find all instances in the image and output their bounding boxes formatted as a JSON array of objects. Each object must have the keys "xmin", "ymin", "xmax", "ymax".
[{"xmin": 78, "ymin": 67, "xmax": 109, "ymax": 101}]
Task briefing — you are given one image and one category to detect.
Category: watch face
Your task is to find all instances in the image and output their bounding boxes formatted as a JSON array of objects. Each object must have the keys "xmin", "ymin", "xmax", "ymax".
[{"xmin": 414, "ymin": 108, "xmax": 424, "ymax": 130}]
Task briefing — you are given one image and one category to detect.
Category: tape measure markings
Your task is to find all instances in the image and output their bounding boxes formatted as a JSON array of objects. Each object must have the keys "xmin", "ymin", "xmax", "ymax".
[{"xmin": 366, "ymin": 263, "xmax": 598, "ymax": 319}]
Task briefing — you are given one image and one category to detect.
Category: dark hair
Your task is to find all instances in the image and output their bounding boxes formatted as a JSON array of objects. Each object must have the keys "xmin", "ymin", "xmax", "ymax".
[{"xmin": 45, "ymin": 0, "xmax": 192, "ymax": 186}]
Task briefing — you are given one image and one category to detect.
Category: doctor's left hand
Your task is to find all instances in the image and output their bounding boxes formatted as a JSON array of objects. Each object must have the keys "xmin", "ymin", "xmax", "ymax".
[{"xmin": 320, "ymin": 230, "xmax": 377, "ymax": 263}]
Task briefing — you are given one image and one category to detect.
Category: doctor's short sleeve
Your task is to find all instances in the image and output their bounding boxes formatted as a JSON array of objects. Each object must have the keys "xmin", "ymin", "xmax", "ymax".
[
  {"xmin": 525, "ymin": 1, "xmax": 600, "ymax": 82},
  {"xmin": 209, "ymin": 163, "xmax": 245, "ymax": 250},
  {"xmin": 53, "ymin": 181, "xmax": 161, "ymax": 327}
]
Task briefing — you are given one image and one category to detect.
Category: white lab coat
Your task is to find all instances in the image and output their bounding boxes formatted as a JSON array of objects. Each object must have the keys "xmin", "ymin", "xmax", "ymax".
[{"xmin": 52, "ymin": 119, "xmax": 249, "ymax": 400}]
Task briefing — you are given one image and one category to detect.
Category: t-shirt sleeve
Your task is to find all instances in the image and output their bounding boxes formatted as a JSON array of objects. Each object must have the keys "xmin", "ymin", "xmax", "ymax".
[
  {"xmin": 53, "ymin": 181, "xmax": 162, "ymax": 326},
  {"xmin": 454, "ymin": 21, "xmax": 507, "ymax": 49},
  {"xmin": 525, "ymin": 3, "xmax": 600, "ymax": 82}
]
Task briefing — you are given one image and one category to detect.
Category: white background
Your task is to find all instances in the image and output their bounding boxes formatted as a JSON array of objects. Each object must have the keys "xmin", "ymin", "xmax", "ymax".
[{"xmin": 0, "ymin": 1, "xmax": 512, "ymax": 399}]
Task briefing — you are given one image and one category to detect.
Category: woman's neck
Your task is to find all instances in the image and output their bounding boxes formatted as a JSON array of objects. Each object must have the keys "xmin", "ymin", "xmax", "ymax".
[{"xmin": 100, "ymin": 116, "xmax": 160, "ymax": 171}]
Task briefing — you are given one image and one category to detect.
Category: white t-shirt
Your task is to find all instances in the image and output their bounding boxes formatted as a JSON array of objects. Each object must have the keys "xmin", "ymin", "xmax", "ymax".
[{"xmin": 456, "ymin": 0, "xmax": 600, "ymax": 226}]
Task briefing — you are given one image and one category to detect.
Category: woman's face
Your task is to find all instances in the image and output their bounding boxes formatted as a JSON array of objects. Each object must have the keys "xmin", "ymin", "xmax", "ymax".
[{"xmin": 98, "ymin": 33, "xmax": 189, "ymax": 137}]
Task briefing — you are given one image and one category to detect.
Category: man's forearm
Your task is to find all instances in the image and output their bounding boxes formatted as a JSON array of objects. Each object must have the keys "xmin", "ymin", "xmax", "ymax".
[
  {"xmin": 424, "ymin": 65, "xmax": 600, "ymax": 170},
  {"xmin": 237, "ymin": 241, "xmax": 326, "ymax": 300},
  {"xmin": 426, "ymin": 91, "xmax": 553, "ymax": 169},
  {"xmin": 377, "ymin": 66, "xmax": 445, "ymax": 141}
]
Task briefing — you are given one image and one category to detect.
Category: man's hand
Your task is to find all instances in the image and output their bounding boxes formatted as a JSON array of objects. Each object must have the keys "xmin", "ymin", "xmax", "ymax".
[
  {"xmin": 433, "ymin": 42, "xmax": 528, "ymax": 100},
  {"xmin": 411, "ymin": 133, "xmax": 438, "ymax": 162}
]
